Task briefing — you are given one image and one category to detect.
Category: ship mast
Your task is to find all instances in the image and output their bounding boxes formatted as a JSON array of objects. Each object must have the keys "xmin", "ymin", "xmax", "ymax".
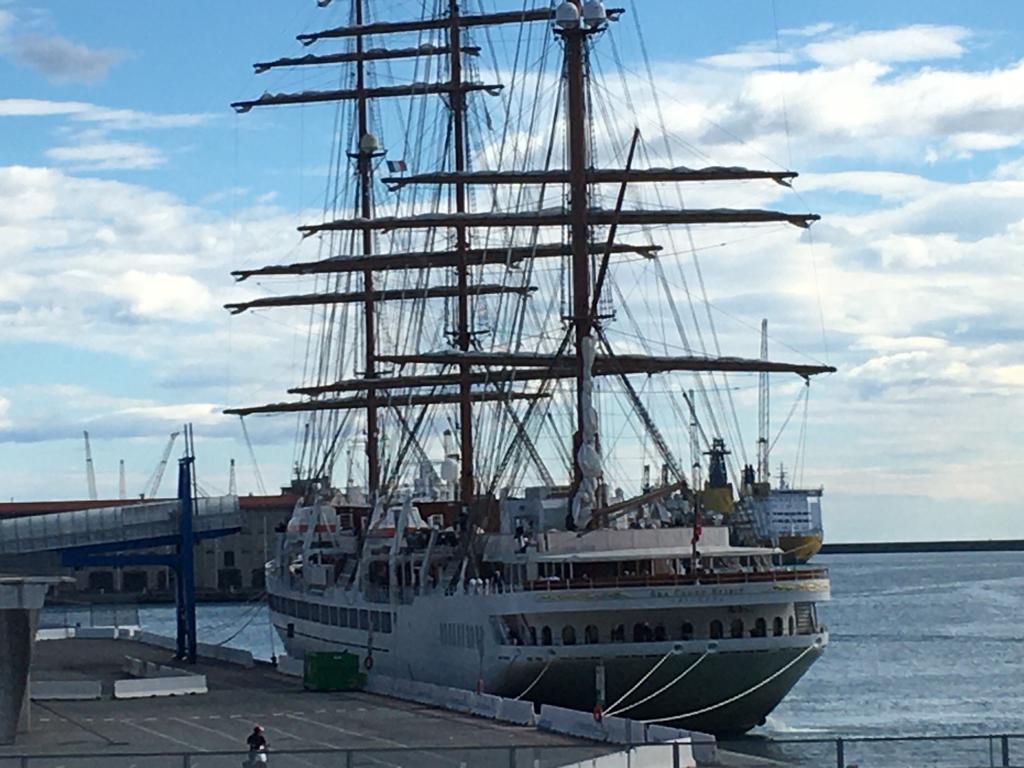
[
  {"xmin": 561, "ymin": 1, "xmax": 599, "ymax": 527},
  {"xmin": 757, "ymin": 318, "xmax": 770, "ymax": 484},
  {"xmin": 448, "ymin": 0, "xmax": 474, "ymax": 506},
  {"xmin": 225, "ymin": 3, "xmax": 834, "ymax": 508},
  {"xmin": 354, "ymin": 0, "xmax": 380, "ymax": 505}
]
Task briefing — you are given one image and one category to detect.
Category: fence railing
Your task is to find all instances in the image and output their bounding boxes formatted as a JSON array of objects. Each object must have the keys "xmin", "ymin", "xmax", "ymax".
[
  {"xmin": 716, "ymin": 732, "xmax": 1024, "ymax": 768},
  {"xmin": 3, "ymin": 734, "xmax": 1023, "ymax": 768},
  {"xmin": 38, "ymin": 604, "xmax": 141, "ymax": 629},
  {"xmin": 0, "ymin": 743, "xmax": 681, "ymax": 768}
]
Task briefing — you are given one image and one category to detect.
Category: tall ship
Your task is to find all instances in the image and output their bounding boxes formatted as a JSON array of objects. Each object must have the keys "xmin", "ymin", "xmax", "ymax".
[{"xmin": 226, "ymin": 0, "xmax": 835, "ymax": 735}]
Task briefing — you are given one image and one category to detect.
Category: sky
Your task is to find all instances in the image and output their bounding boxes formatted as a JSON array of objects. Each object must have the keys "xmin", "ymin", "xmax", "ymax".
[{"xmin": 2, "ymin": 1, "xmax": 1023, "ymax": 542}]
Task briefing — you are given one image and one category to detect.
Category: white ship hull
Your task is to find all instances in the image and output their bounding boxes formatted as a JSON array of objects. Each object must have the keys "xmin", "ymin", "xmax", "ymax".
[{"xmin": 268, "ymin": 566, "xmax": 829, "ymax": 735}]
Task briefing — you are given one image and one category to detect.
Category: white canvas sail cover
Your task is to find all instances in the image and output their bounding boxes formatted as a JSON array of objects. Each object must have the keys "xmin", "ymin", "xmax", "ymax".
[{"xmin": 573, "ymin": 335, "xmax": 602, "ymax": 527}]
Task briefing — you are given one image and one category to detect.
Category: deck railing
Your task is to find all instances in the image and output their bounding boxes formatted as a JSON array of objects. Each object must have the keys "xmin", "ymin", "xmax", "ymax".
[{"xmin": 518, "ymin": 566, "xmax": 829, "ymax": 593}]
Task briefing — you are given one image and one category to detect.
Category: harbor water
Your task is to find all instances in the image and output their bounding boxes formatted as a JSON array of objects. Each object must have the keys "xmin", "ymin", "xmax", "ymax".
[{"xmin": 83, "ymin": 551, "xmax": 1023, "ymax": 763}]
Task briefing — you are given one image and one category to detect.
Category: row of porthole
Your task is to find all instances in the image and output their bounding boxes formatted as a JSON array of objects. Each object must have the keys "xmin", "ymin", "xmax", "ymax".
[{"xmin": 526, "ymin": 615, "xmax": 795, "ymax": 646}]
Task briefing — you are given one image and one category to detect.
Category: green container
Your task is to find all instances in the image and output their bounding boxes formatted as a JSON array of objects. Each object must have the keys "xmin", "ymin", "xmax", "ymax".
[{"xmin": 303, "ymin": 651, "xmax": 366, "ymax": 692}]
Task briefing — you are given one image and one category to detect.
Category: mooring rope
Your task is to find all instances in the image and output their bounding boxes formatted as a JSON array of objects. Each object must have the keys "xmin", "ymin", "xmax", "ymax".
[
  {"xmin": 640, "ymin": 642, "xmax": 820, "ymax": 724},
  {"xmin": 514, "ymin": 658, "xmax": 553, "ymax": 701},
  {"xmin": 606, "ymin": 651, "xmax": 709, "ymax": 718},
  {"xmin": 601, "ymin": 647, "xmax": 676, "ymax": 716}
]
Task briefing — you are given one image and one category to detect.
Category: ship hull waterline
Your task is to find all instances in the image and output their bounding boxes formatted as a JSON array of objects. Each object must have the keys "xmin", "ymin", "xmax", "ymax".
[{"xmin": 273, "ymin": 608, "xmax": 826, "ymax": 736}]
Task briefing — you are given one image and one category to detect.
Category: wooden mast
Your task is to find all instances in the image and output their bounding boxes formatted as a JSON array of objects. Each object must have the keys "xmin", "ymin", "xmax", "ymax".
[
  {"xmin": 564, "ymin": 0, "xmax": 596, "ymax": 513},
  {"xmin": 354, "ymin": 0, "xmax": 380, "ymax": 505},
  {"xmin": 449, "ymin": 0, "xmax": 474, "ymax": 506}
]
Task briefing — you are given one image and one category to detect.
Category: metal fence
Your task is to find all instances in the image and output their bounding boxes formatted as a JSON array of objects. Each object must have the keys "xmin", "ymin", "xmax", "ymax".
[
  {"xmin": 716, "ymin": 732, "xmax": 1024, "ymax": 768},
  {"xmin": 0, "ymin": 743, "xmax": 684, "ymax": 768},
  {"xmin": 38, "ymin": 604, "xmax": 141, "ymax": 629}
]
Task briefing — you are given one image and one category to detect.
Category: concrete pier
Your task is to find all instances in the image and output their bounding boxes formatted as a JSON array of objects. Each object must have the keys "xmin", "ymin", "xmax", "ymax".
[{"xmin": 0, "ymin": 577, "xmax": 63, "ymax": 744}]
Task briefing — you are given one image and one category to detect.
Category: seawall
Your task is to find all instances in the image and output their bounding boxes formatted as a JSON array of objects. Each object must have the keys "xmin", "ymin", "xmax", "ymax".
[{"xmin": 820, "ymin": 540, "xmax": 1024, "ymax": 554}]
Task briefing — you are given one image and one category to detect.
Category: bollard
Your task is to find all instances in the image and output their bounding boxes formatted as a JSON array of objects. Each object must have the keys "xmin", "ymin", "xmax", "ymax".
[
  {"xmin": 1001, "ymin": 735, "xmax": 1010, "ymax": 768},
  {"xmin": 836, "ymin": 737, "xmax": 844, "ymax": 768}
]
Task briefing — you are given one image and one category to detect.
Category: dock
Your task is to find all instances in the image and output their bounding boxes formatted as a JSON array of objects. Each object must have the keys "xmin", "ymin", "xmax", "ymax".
[{"xmin": 4, "ymin": 636, "xmax": 630, "ymax": 766}]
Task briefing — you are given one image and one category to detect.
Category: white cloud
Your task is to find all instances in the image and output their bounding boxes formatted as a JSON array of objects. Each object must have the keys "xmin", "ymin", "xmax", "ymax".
[
  {"xmin": 804, "ymin": 25, "xmax": 969, "ymax": 66},
  {"xmin": 45, "ymin": 140, "xmax": 165, "ymax": 171},
  {"xmin": 6, "ymin": 32, "xmax": 126, "ymax": 83},
  {"xmin": 699, "ymin": 49, "xmax": 795, "ymax": 70},
  {"xmin": 0, "ymin": 98, "xmax": 211, "ymax": 130},
  {"xmin": 103, "ymin": 270, "xmax": 213, "ymax": 319}
]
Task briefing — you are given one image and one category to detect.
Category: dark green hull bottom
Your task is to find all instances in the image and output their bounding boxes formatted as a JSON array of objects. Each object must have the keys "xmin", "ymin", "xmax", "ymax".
[{"xmin": 494, "ymin": 643, "xmax": 823, "ymax": 736}]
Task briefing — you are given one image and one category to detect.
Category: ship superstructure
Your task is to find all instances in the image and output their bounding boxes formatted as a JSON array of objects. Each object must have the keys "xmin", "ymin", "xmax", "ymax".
[{"xmin": 227, "ymin": 0, "xmax": 835, "ymax": 734}]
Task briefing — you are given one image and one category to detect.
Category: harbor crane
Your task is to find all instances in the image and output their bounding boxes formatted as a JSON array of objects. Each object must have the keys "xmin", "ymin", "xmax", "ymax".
[
  {"xmin": 143, "ymin": 431, "xmax": 180, "ymax": 498},
  {"xmin": 82, "ymin": 431, "xmax": 98, "ymax": 501}
]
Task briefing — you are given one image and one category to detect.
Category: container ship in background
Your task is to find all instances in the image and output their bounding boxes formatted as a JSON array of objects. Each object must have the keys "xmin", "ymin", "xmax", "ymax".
[{"xmin": 225, "ymin": 0, "xmax": 835, "ymax": 735}]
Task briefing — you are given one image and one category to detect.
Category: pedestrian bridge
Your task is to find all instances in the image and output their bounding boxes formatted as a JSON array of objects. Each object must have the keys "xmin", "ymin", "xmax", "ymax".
[{"xmin": 0, "ymin": 497, "xmax": 239, "ymax": 558}]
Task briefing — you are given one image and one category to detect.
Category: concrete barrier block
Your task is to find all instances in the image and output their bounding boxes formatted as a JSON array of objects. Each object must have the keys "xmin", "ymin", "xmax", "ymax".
[
  {"xmin": 137, "ymin": 631, "xmax": 177, "ymax": 651},
  {"xmin": 194, "ymin": 641, "xmax": 254, "ymax": 669},
  {"xmin": 113, "ymin": 675, "xmax": 208, "ymax": 699},
  {"xmin": 74, "ymin": 627, "xmax": 118, "ymax": 640},
  {"xmin": 599, "ymin": 714, "xmax": 633, "ymax": 745},
  {"xmin": 30, "ymin": 680, "xmax": 102, "ymax": 701},
  {"xmin": 117, "ymin": 627, "xmax": 138, "ymax": 640},
  {"xmin": 405, "ymin": 680, "xmax": 435, "ymax": 706},
  {"xmin": 275, "ymin": 655, "xmax": 304, "ymax": 678},
  {"xmin": 496, "ymin": 697, "xmax": 535, "ymax": 726},
  {"xmin": 470, "ymin": 692, "xmax": 502, "ymax": 719},
  {"xmin": 35, "ymin": 628, "xmax": 74, "ymax": 642},
  {"xmin": 688, "ymin": 732, "xmax": 716, "ymax": 764},
  {"xmin": 644, "ymin": 725, "xmax": 714, "ymax": 764},
  {"xmin": 365, "ymin": 674, "xmax": 395, "ymax": 697},
  {"xmin": 537, "ymin": 704, "xmax": 607, "ymax": 742}
]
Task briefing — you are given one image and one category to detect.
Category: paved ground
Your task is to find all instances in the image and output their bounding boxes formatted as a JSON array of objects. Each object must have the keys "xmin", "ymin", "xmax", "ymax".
[{"xmin": 2, "ymin": 638, "xmax": 607, "ymax": 767}]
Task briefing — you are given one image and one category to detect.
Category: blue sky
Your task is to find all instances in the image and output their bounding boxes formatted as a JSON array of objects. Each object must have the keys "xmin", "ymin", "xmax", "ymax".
[{"xmin": 2, "ymin": 1, "xmax": 1024, "ymax": 541}]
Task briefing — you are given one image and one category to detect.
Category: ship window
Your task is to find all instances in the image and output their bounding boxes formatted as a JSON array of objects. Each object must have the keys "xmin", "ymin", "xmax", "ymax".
[
  {"xmin": 338, "ymin": 609, "xmax": 348, "ymax": 628},
  {"xmin": 611, "ymin": 624, "xmax": 625, "ymax": 643},
  {"xmin": 730, "ymin": 619, "xmax": 744, "ymax": 638},
  {"xmin": 318, "ymin": 604, "xmax": 329, "ymax": 624},
  {"xmin": 654, "ymin": 624, "xmax": 667, "ymax": 642},
  {"xmin": 788, "ymin": 616, "xmax": 795, "ymax": 636},
  {"xmin": 753, "ymin": 618, "xmax": 767, "ymax": 638},
  {"xmin": 381, "ymin": 612, "xmax": 392, "ymax": 634},
  {"xmin": 359, "ymin": 610, "xmax": 369, "ymax": 630},
  {"xmin": 371, "ymin": 611, "xmax": 381, "ymax": 632},
  {"xmin": 773, "ymin": 617, "xmax": 783, "ymax": 637},
  {"xmin": 633, "ymin": 623, "xmax": 653, "ymax": 642},
  {"xmin": 680, "ymin": 622, "xmax": 694, "ymax": 641},
  {"xmin": 562, "ymin": 626, "xmax": 576, "ymax": 645},
  {"xmin": 541, "ymin": 626, "xmax": 553, "ymax": 646},
  {"xmin": 709, "ymin": 620, "xmax": 723, "ymax": 639},
  {"xmin": 349, "ymin": 608, "xmax": 359, "ymax": 628},
  {"xmin": 584, "ymin": 625, "xmax": 599, "ymax": 644},
  {"xmin": 528, "ymin": 626, "xmax": 537, "ymax": 645},
  {"xmin": 298, "ymin": 601, "xmax": 310, "ymax": 620}
]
